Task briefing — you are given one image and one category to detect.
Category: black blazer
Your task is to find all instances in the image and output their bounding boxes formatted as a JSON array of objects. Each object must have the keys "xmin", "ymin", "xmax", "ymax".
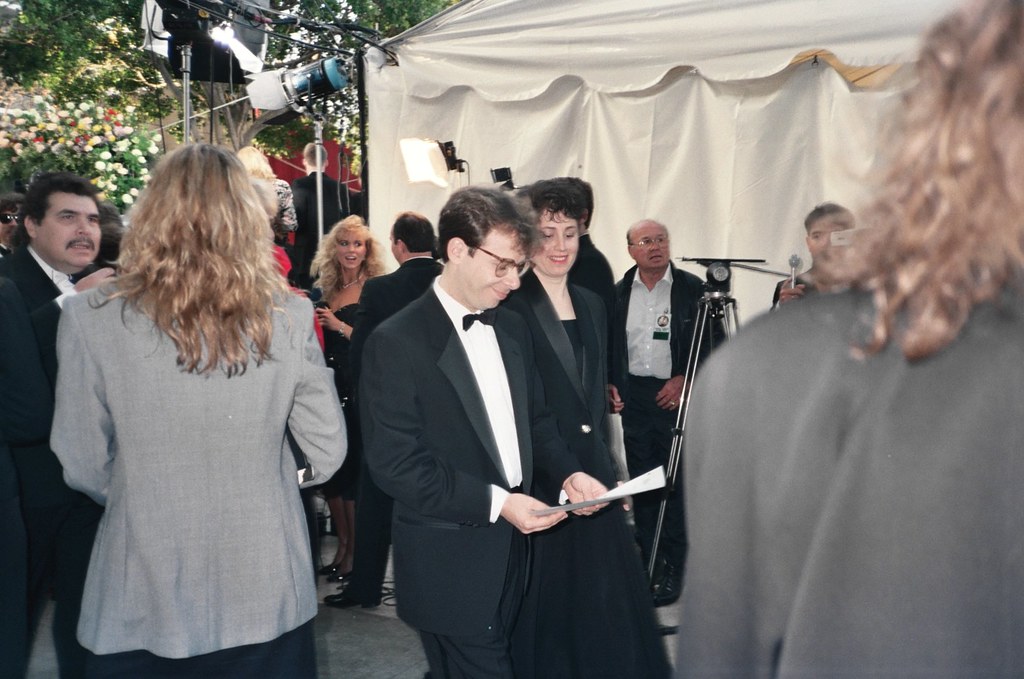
[
  {"xmin": 359, "ymin": 289, "xmax": 579, "ymax": 636},
  {"xmin": 504, "ymin": 273, "xmax": 616, "ymax": 501},
  {"xmin": 290, "ymin": 172, "xmax": 344, "ymax": 241},
  {"xmin": 0, "ymin": 250, "xmax": 81, "ymax": 507},
  {"xmin": 349, "ymin": 257, "xmax": 442, "ymax": 387},
  {"xmin": 0, "ymin": 278, "xmax": 54, "ymax": 503},
  {"xmin": 610, "ymin": 262, "xmax": 719, "ymax": 400},
  {"xmin": 0, "ymin": 246, "xmax": 64, "ymax": 384},
  {"xmin": 569, "ymin": 233, "xmax": 616, "ymax": 323}
]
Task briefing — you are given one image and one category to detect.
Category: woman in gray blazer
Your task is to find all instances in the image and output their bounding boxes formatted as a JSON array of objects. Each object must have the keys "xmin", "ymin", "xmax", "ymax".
[{"xmin": 51, "ymin": 144, "xmax": 346, "ymax": 678}]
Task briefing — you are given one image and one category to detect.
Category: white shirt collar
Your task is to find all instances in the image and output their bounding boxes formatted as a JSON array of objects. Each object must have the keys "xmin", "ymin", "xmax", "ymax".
[
  {"xmin": 632, "ymin": 265, "xmax": 673, "ymax": 288},
  {"xmin": 433, "ymin": 277, "xmax": 478, "ymax": 333},
  {"xmin": 27, "ymin": 245, "xmax": 76, "ymax": 292}
]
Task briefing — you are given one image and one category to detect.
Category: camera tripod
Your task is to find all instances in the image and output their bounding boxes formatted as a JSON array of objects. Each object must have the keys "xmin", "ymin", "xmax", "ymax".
[{"xmin": 647, "ymin": 286, "xmax": 738, "ymax": 584}]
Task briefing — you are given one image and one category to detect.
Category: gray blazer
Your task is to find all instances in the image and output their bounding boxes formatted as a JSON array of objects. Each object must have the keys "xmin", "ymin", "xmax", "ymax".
[{"xmin": 51, "ymin": 290, "xmax": 346, "ymax": 658}]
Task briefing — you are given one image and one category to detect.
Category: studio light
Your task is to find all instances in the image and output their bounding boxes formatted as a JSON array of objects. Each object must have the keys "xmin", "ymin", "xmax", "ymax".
[
  {"xmin": 399, "ymin": 138, "xmax": 451, "ymax": 188},
  {"xmin": 490, "ymin": 167, "xmax": 514, "ymax": 190},
  {"xmin": 246, "ymin": 57, "xmax": 349, "ymax": 112}
]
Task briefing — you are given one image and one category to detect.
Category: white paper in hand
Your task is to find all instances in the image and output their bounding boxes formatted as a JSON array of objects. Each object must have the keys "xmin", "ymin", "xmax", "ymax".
[{"xmin": 531, "ymin": 466, "xmax": 667, "ymax": 516}]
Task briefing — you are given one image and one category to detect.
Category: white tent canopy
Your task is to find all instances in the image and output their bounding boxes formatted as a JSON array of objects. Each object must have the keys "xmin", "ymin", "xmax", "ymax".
[{"xmin": 364, "ymin": 0, "xmax": 959, "ymax": 319}]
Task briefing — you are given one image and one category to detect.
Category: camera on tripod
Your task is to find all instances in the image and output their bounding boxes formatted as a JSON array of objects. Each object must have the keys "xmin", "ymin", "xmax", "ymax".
[{"xmin": 680, "ymin": 257, "xmax": 767, "ymax": 296}]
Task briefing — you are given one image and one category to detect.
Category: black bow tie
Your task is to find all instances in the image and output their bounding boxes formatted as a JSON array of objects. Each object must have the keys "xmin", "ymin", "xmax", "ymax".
[{"xmin": 462, "ymin": 308, "xmax": 497, "ymax": 331}]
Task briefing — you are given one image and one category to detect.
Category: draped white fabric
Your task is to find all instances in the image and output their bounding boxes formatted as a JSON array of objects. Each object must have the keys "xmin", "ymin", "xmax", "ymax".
[{"xmin": 363, "ymin": 0, "xmax": 958, "ymax": 319}]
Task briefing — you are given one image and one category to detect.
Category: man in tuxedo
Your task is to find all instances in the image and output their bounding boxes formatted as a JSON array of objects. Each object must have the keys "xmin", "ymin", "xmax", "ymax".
[
  {"xmin": 0, "ymin": 278, "xmax": 54, "ymax": 679},
  {"xmin": 325, "ymin": 211, "xmax": 441, "ymax": 610},
  {"xmin": 360, "ymin": 187, "xmax": 608, "ymax": 677},
  {"xmin": 0, "ymin": 172, "xmax": 114, "ymax": 678},
  {"xmin": 290, "ymin": 143, "xmax": 344, "ymax": 288}
]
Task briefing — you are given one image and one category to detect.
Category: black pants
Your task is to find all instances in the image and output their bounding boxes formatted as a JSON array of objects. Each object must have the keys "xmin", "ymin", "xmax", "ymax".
[
  {"xmin": 24, "ymin": 495, "xmax": 103, "ymax": 679},
  {"xmin": 622, "ymin": 375, "xmax": 687, "ymax": 571},
  {"xmin": 345, "ymin": 456, "xmax": 393, "ymax": 605},
  {"xmin": 419, "ymin": 532, "xmax": 527, "ymax": 679}
]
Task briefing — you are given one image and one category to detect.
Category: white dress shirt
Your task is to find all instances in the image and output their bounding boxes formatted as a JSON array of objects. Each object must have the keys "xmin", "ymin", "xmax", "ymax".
[
  {"xmin": 626, "ymin": 266, "xmax": 674, "ymax": 378},
  {"xmin": 433, "ymin": 279, "xmax": 522, "ymax": 523},
  {"xmin": 28, "ymin": 245, "xmax": 77, "ymax": 308}
]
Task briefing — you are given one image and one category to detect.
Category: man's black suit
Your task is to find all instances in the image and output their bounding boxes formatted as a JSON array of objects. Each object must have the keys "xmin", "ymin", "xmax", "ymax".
[
  {"xmin": 0, "ymin": 278, "xmax": 54, "ymax": 679},
  {"xmin": 360, "ymin": 289, "xmax": 579, "ymax": 641},
  {"xmin": 290, "ymin": 172, "xmax": 344, "ymax": 287},
  {"xmin": 569, "ymin": 233, "xmax": 616, "ymax": 324},
  {"xmin": 0, "ymin": 247, "xmax": 103, "ymax": 679},
  {"xmin": 344, "ymin": 257, "xmax": 441, "ymax": 605}
]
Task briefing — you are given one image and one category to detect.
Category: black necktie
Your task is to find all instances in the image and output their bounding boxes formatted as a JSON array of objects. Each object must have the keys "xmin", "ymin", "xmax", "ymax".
[{"xmin": 462, "ymin": 308, "xmax": 497, "ymax": 331}]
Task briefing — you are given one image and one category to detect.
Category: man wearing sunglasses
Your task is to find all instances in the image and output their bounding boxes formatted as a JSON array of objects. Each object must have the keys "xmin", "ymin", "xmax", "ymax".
[
  {"xmin": 0, "ymin": 193, "xmax": 22, "ymax": 257},
  {"xmin": 0, "ymin": 173, "xmax": 113, "ymax": 678},
  {"xmin": 360, "ymin": 186, "xmax": 608, "ymax": 678}
]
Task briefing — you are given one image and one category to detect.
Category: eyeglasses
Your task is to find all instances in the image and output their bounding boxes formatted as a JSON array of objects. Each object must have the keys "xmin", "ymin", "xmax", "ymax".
[
  {"xmin": 474, "ymin": 246, "xmax": 531, "ymax": 277},
  {"xmin": 628, "ymin": 235, "xmax": 668, "ymax": 249},
  {"xmin": 0, "ymin": 214, "xmax": 16, "ymax": 225}
]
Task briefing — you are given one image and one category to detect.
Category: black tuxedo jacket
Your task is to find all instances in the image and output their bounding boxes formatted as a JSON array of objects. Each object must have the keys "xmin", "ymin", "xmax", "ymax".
[
  {"xmin": 359, "ymin": 289, "xmax": 579, "ymax": 636},
  {"xmin": 504, "ymin": 273, "xmax": 615, "ymax": 501},
  {"xmin": 0, "ymin": 246, "xmax": 64, "ymax": 383},
  {"xmin": 291, "ymin": 172, "xmax": 343, "ymax": 241},
  {"xmin": 0, "ymin": 248, "xmax": 78, "ymax": 507},
  {"xmin": 349, "ymin": 257, "xmax": 442, "ymax": 387},
  {"xmin": 0, "ymin": 278, "xmax": 54, "ymax": 502},
  {"xmin": 569, "ymin": 233, "xmax": 616, "ymax": 322}
]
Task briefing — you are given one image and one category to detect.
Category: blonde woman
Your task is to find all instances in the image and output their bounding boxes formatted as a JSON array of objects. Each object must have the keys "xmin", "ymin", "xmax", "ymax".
[
  {"xmin": 237, "ymin": 146, "xmax": 298, "ymax": 245},
  {"xmin": 310, "ymin": 215, "xmax": 384, "ymax": 580},
  {"xmin": 50, "ymin": 144, "xmax": 346, "ymax": 677}
]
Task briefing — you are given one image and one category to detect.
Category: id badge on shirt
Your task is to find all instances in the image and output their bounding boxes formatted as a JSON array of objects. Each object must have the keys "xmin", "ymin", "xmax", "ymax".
[{"xmin": 652, "ymin": 311, "xmax": 671, "ymax": 340}]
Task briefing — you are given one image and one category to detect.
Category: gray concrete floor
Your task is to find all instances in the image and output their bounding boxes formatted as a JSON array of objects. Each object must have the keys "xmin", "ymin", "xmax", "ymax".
[{"xmin": 28, "ymin": 537, "xmax": 680, "ymax": 678}]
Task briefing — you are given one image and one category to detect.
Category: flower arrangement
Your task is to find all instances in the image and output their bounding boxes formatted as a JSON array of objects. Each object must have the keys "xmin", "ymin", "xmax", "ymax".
[{"xmin": 0, "ymin": 95, "xmax": 162, "ymax": 212}]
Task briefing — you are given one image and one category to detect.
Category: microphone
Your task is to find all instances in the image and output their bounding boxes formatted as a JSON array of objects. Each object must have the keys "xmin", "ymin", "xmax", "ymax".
[{"xmin": 788, "ymin": 254, "xmax": 802, "ymax": 288}]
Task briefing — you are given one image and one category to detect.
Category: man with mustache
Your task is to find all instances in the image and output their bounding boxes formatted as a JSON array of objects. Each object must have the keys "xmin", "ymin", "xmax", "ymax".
[{"xmin": 0, "ymin": 172, "xmax": 113, "ymax": 679}]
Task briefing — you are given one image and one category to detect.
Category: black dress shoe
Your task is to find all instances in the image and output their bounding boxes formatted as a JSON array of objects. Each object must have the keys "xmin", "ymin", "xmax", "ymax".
[
  {"xmin": 652, "ymin": 563, "xmax": 683, "ymax": 608},
  {"xmin": 326, "ymin": 569, "xmax": 353, "ymax": 583},
  {"xmin": 318, "ymin": 563, "xmax": 344, "ymax": 576},
  {"xmin": 324, "ymin": 592, "xmax": 378, "ymax": 609}
]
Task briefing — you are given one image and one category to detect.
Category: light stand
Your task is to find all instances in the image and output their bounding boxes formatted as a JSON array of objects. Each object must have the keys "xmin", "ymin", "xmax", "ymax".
[{"xmin": 180, "ymin": 42, "xmax": 193, "ymax": 142}]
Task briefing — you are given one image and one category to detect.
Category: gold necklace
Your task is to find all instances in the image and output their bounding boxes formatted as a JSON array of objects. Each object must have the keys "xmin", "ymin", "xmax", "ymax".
[{"xmin": 341, "ymin": 276, "xmax": 363, "ymax": 289}]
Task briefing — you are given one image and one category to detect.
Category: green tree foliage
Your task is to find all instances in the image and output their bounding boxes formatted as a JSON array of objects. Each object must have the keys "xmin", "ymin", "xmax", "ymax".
[{"xmin": 0, "ymin": 0, "xmax": 455, "ymax": 159}]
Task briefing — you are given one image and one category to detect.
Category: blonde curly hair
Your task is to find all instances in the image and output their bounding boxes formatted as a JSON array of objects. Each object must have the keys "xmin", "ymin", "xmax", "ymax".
[
  {"xmin": 311, "ymin": 215, "xmax": 385, "ymax": 294},
  {"xmin": 110, "ymin": 144, "xmax": 287, "ymax": 375}
]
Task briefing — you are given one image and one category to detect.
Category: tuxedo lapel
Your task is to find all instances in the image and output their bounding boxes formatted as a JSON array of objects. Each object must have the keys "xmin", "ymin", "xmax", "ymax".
[
  {"xmin": 422, "ymin": 291, "xmax": 509, "ymax": 485},
  {"xmin": 495, "ymin": 320, "xmax": 532, "ymax": 491},
  {"xmin": 1, "ymin": 247, "xmax": 61, "ymax": 309},
  {"xmin": 436, "ymin": 335, "xmax": 508, "ymax": 481},
  {"xmin": 522, "ymin": 277, "xmax": 587, "ymax": 405}
]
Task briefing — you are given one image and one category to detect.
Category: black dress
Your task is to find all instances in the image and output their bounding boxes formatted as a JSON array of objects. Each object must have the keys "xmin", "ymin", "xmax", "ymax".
[
  {"xmin": 318, "ymin": 301, "xmax": 360, "ymax": 499},
  {"xmin": 507, "ymin": 274, "xmax": 669, "ymax": 679}
]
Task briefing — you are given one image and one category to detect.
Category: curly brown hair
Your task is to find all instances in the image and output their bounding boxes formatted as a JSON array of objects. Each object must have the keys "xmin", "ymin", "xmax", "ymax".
[{"xmin": 835, "ymin": 0, "xmax": 1024, "ymax": 360}]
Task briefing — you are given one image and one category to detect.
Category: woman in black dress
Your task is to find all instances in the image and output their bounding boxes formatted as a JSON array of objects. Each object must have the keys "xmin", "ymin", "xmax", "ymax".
[
  {"xmin": 310, "ymin": 215, "xmax": 384, "ymax": 579},
  {"xmin": 507, "ymin": 183, "xmax": 669, "ymax": 678}
]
